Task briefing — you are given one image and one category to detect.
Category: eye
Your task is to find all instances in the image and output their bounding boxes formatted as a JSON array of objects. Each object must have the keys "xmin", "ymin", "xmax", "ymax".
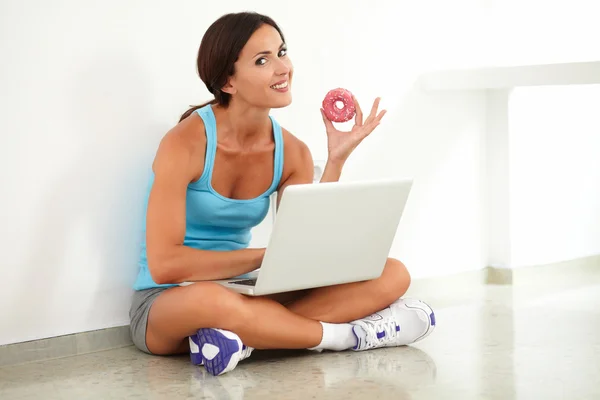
[{"xmin": 255, "ymin": 48, "xmax": 288, "ymax": 66}]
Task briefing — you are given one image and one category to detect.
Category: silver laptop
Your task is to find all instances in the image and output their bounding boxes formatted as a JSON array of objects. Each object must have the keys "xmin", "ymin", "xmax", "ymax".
[{"xmin": 204, "ymin": 178, "xmax": 412, "ymax": 296}]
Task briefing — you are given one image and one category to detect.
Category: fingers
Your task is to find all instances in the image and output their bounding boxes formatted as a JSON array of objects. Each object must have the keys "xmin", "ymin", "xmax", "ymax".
[
  {"xmin": 376, "ymin": 109, "xmax": 387, "ymax": 123},
  {"xmin": 368, "ymin": 110, "xmax": 386, "ymax": 131},
  {"xmin": 326, "ymin": 96, "xmax": 386, "ymax": 139},
  {"xmin": 352, "ymin": 95, "xmax": 364, "ymax": 126},
  {"xmin": 359, "ymin": 107, "xmax": 386, "ymax": 139},
  {"xmin": 363, "ymin": 97, "xmax": 380, "ymax": 124}
]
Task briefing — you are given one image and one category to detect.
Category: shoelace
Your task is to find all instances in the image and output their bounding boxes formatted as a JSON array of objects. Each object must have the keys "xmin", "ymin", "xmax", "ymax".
[{"xmin": 360, "ymin": 319, "xmax": 400, "ymax": 349}]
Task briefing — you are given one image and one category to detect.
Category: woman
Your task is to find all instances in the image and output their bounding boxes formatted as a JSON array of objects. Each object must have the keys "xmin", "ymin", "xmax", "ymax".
[{"xmin": 129, "ymin": 11, "xmax": 435, "ymax": 376}]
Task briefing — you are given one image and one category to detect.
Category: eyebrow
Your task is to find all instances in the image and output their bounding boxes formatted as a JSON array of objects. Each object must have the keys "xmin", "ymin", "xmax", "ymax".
[{"xmin": 253, "ymin": 42, "xmax": 286, "ymax": 58}]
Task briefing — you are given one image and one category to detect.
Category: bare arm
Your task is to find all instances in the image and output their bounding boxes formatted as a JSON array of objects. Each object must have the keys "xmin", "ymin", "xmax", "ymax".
[
  {"xmin": 146, "ymin": 132, "xmax": 264, "ymax": 285},
  {"xmin": 276, "ymin": 139, "xmax": 313, "ymax": 210},
  {"xmin": 319, "ymin": 159, "xmax": 345, "ymax": 183},
  {"xmin": 276, "ymin": 137, "xmax": 346, "ymax": 210}
]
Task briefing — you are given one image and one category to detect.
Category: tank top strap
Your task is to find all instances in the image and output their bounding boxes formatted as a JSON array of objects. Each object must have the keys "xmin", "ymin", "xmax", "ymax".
[
  {"xmin": 191, "ymin": 105, "xmax": 284, "ymax": 195},
  {"xmin": 268, "ymin": 115, "xmax": 285, "ymax": 195},
  {"xmin": 191, "ymin": 104, "xmax": 217, "ymax": 187}
]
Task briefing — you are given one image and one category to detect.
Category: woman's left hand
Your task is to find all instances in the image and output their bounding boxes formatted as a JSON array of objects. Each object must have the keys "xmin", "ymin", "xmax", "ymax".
[{"xmin": 321, "ymin": 96, "xmax": 386, "ymax": 164}]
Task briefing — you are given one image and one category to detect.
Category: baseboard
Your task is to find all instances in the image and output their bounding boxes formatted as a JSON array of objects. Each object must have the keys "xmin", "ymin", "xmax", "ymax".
[
  {"xmin": 401, "ymin": 254, "xmax": 600, "ymax": 308},
  {"xmin": 486, "ymin": 254, "xmax": 600, "ymax": 287},
  {"xmin": 485, "ymin": 266, "xmax": 513, "ymax": 285},
  {"xmin": 405, "ymin": 268, "xmax": 490, "ymax": 308},
  {"xmin": 2, "ymin": 254, "xmax": 598, "ymax": 368},
  {"xmin": 0, "ymin": 325, "xmax": 132, "ymax": 368}
]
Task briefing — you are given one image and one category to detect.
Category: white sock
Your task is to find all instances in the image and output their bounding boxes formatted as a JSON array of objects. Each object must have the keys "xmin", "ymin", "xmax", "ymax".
[{"xmin": 308, "ymin": 322, "xmax": 358, "ymax": 351}]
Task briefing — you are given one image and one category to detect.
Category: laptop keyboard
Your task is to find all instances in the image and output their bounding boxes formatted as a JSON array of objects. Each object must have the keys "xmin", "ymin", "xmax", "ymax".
[{"xmin": 229, "ymin": 278, "xmax": 257, "ymax": 286}]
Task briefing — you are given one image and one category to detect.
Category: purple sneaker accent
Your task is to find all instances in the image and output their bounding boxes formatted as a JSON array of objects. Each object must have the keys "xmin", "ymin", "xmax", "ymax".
[
  {"xmin": 189, "ymin": 334, "xmax": 203, "ymax": 366},
  {"xmin": 197, "ymin": 328, "xmax": 240, "ymax": 376},
  {"xmin": 352, "ymin": 326, "xmax": 361, "ymax": 350},
  {"xmin": 350, "ymin": 298, "xmax": 436, "ymax": 351}
]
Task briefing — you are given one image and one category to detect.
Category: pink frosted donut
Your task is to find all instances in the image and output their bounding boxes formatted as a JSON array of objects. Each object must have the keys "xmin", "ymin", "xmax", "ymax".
[{"xmin": 322, "ymin": 88, "xmax": 356, "ymax": 123}]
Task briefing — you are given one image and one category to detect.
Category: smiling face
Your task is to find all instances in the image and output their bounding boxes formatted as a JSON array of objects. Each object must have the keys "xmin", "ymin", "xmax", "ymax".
[{"xmin": 221, "ymin": 24, "xmax": 293, "ymax": 109}]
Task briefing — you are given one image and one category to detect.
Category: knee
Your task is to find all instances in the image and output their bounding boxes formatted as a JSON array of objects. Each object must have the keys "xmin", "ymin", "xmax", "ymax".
[
  {"xmin": 186, "ymin": 282, "xmax": 250, "ymax": 328},
  {"xmin": 379, "ymin": 258, "xmax": 411, "ymax": 304}
]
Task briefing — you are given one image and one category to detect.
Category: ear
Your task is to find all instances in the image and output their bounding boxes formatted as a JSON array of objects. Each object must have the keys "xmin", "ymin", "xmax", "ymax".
[{"xmin": 220, "ymin": 78, "xmax": 237, "ymax": 95}]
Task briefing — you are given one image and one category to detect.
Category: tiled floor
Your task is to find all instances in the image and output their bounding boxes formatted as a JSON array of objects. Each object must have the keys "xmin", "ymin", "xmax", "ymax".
[{"xmin": 2, "ymin": 279, "xmax": 599, "ymax": 399}]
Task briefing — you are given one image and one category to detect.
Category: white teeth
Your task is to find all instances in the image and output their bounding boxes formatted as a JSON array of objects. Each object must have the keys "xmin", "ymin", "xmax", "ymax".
[{"xmin": 271, "ymin": 81, "xmax": 288, "ymax": 89}]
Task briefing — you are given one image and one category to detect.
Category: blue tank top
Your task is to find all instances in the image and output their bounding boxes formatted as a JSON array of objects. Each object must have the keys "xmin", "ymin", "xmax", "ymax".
[{"xmin": 133, "ymin": 104, "xmax": 284, "ymax": 290}]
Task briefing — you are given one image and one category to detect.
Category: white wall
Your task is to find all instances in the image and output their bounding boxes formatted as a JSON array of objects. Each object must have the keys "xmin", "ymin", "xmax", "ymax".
[
  {"xmin": 0, "ymin": 0, "xmax": 491, "ymax": 346},
  {"xmin": 1, "ymin": 0, "xmax": 597, "ymax": 346},
  {"xmin": 509, "ymin": 85, "xmax": 600, "ymax": 267},
  {"xmin": 486, "ymin": 0, "xmax": 600, "ymax": 66}
]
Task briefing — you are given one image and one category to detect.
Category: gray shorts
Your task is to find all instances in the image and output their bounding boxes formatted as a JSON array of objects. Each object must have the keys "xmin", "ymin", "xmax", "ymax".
[{"xmin": 129, "ymin": 287, "xmax": 170, "ymax": 354}]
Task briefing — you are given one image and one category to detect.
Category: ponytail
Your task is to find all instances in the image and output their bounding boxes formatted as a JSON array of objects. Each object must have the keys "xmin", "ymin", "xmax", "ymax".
[{"xmin": 179, "ymin": 99, "xmax": 218, "ymax": 122}]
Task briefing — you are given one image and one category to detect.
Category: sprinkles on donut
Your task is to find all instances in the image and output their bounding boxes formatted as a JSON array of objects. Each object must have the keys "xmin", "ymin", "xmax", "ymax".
[{"xmin": 322, "ymin": 88, "xmax": 356, "ymax": 123}]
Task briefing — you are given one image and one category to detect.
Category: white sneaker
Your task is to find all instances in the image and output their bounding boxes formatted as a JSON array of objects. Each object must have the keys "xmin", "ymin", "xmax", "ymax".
[
  {"xmin": 196, "ymin": 328, "xmax": 254, "ymax": 376},
  {"xmin": 350, "ymin": 298, "xmax": 436, "ymax": 351}
]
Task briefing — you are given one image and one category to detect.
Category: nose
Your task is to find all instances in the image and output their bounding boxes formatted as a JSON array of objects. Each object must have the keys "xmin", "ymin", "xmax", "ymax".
[{"xmin": 274, "ymin": 58, "xmax": 290, "ymax": 75}]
